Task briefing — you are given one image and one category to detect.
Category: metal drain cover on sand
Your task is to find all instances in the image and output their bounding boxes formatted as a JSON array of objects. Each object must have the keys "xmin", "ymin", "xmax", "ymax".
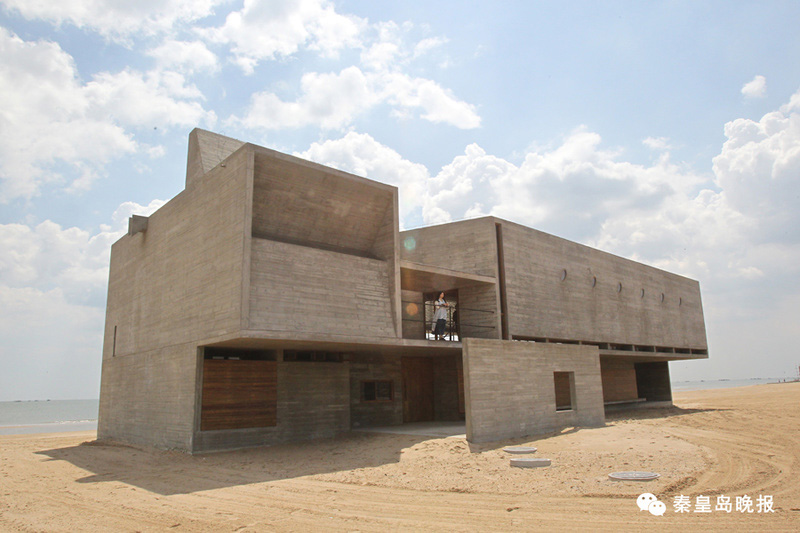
[
  {"xmin": 608, "ymin": 471, "xmax": 660, "ymax": 481},
  {"xmin": 510, "ymin": 457, "xmax": 551, "ymax": 468},
  {"xmin": 503, "ymin": 446, "xmax": 538, "ymax": 454}
]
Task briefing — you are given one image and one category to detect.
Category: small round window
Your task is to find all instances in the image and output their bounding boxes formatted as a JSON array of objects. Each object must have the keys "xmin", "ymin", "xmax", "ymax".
[
  {"xmin": 560, "ymin": 269, "xmax": 567, "ymax": 281},
  {"xmin": 616, "ymin": 282, "xmax": 623, "ymax": 293}
]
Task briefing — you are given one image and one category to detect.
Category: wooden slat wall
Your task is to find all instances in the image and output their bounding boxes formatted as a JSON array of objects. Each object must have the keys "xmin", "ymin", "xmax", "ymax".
[
  {"xmin": 201, "ymin": 360, "xmax": 277, "ymax": 431},
  {"xmin": 600, "ymin": 359, "xmax": 639, "ymax": 402},
  {"xmin": 402, "ymin": 357, "xmax": 434, "ymax": 423}
]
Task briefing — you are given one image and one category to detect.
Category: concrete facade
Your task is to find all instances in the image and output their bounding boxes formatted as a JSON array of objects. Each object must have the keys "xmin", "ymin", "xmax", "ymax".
[
  {"xmin": 99, "ymin": 129, "xmax": 709, "ymax": 452},
  {"xmin": 463, "ymin": 339, "xmax": 605, "ymax": 442}
]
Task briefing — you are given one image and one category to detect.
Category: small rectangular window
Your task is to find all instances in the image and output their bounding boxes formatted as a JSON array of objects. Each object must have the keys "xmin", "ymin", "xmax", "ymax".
[{"xmin": 362, "ymin": 380, "xmax": 393, "ymax": 402}]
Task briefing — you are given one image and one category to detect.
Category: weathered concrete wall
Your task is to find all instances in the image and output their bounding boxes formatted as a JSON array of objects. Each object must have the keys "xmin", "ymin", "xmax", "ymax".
[
  {"xmin": 371, "ymin": 193, "xmax": 402, "ymax": 337},
  {"xmin": 100, "ymin": 145, "xmax": 252, "ymax": 449},
  {"xmin": 458, "ymin": 284, "xmax": 501, "ymax": 339},
  {"xmin": 400, "ymin": 218, "xmax": 499, "ymax": 278},
  {"xmin": 499, "ymin": 220, "xmax": 707, "ymax": 350},
  {"xmin": 103, "ymin": 147, "xmax": 250, "ymax": 357},
  {"xmin": 186, "ymin": 129, "xmax": 245, "ymax": 188},
  {"xmin": 248, "ymin": 147, "xmax": 400, "ymax": 340},
  {"xmin": 251, "ymin": 149, "xmax": 395, "ymax": 258},
  {"xmin": 349, "ymin": 353, "xmax": 403, "ymax": 428},
  {"xmin": 249, "ymin": 238, "xmax": 396, "ymax": 339},
  {"xmin": 462, "ymin": 338, "xmax": 604, "ymax": 443},
  {"xmin": 401, "ymin": 290, "xmax": 426, "ymax": 339},
  {"xmin": 193, "ymin": 361, "xmax": 350, "ymax": 452},
  {"xmin": 98, "ymin": 343, "xmax": 198, "ymax": 450}
]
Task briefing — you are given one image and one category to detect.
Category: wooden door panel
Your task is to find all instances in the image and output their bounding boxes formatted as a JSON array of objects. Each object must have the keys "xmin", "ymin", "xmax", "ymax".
[{"xmin": 402, "ymin": 357, "xmax": 434, "ymax": 422}]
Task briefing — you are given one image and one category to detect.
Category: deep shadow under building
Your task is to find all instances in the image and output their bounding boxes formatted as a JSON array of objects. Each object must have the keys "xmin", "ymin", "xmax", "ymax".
[{"xmin": 98, "ymin": 129, "xmax": 708, "ymax": 452}]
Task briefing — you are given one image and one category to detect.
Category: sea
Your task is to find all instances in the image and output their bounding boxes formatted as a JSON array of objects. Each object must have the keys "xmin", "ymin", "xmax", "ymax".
[{"xmin": 0, "ymin": 399, "xmax": 99, "ymax": 436}]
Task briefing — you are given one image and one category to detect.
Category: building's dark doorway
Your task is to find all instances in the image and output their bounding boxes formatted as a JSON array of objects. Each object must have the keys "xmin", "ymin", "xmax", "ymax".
[{"xmin": 402, "ymin": 356, "xmax": 435, "ymax": 422}]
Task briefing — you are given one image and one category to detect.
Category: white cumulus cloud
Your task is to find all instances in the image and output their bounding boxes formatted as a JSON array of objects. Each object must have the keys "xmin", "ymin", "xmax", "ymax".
[
  {"xmin": 741, "ymin": 75, "xmax": 767, "ymax": 98},
  {"xmin": 713, "ymin": 90, "xmax": 800, "ymax": 242},
  {"xmin": 297, "ymin": 132, "xmax": 430, "ymax": 218},
  {"xmin": 232, "ymin": 66, "xmax": 377, "ymax": 130},
  {"xmin": 147, "ymin": 40, "xmax": 219, "ymax": 73},
  {"xmin": 643, "ymin": 136, "xmax": 674, "ymax": 151},
  {"xmin": 231, "ymin": 66, "xmax": 480, "ymax": 131},
  {"xmin": 0, "ymin": 197, "xmax": 165, "ymax": 400},
  {"xmin": 203, "ymin": 0, "xmax": 364, "ymax": 74},
  {"xmin": 0, "ymin": 29, "xmax": 214, "ymax": 201},
  {"xmin": 0, "ymin": 0, "xmax": 225, "ymax": 41}
]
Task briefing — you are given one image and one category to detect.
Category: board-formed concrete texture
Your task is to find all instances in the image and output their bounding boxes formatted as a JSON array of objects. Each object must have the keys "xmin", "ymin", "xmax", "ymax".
[
  {"xmin": 98, "ymin": 128, "xmax": 709, "ymax": 452},
  {"xmin": 462, "ymin": 339, "xmax": 605, "ymax": 442}
]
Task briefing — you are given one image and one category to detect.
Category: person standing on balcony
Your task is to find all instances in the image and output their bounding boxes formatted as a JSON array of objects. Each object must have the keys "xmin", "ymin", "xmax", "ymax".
[{"xmin": 432, "ymin": 292, "xmax": 449, "ymax": 340}]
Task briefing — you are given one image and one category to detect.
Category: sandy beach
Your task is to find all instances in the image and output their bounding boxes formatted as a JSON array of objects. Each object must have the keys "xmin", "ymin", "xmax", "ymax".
[{"xmin": 1, "ymin": 383, "xmax": 798, "ymax": 532}]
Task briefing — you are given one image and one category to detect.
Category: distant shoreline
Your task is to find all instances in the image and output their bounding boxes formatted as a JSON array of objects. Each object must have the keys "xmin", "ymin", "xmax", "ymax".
[{"xmin": 671, "ymin": 377, "xmax": 797, "ymax": 392}]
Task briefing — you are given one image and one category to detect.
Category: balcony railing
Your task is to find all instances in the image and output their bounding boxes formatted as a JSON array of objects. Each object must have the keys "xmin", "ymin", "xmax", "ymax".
[{"xmin": 401, "ymin": 300, "xmax": 495, "ymax": 342}]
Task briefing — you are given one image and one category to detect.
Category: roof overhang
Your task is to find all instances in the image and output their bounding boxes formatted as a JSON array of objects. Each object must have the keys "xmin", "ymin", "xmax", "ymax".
[{"xmin": 400, "ymin": 260, "xmax": 496, "ymax": 293}]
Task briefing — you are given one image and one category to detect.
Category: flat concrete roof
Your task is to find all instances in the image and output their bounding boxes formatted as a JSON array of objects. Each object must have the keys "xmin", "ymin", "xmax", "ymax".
[{"xmin": 400, "ymin": 260, "xmax": 496, "ymax": 292}]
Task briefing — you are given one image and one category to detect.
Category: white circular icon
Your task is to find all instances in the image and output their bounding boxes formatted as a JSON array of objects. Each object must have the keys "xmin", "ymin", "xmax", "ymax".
[{"xmin": 637, "ymin": 493, "xmax": 657, "ymax": 511}]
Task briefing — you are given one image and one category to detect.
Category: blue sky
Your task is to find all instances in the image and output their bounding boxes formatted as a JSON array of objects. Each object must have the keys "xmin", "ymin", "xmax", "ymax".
[{"xmin": 1, "ymin": 0, "xmax": 799, "ymax": 400}]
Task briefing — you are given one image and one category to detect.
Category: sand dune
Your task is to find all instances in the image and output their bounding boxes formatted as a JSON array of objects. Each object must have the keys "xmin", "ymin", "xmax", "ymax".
[{"xmin": 1, "ymin": 383, "xmax": 798, "ymax": 531}]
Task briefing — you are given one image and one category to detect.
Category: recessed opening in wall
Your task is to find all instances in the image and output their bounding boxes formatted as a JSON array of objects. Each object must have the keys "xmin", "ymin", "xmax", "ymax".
[
  {"xmin": 616, "ymin": 282, "xmax": 623, "ymax": 293},
  {"xmin": 660, "ymin": 293, "xmax": 665, "ymax": 303},
  {"xmin": 560, "ymin": 269, "xmax": 567, "ymax": 281},
  {"xmin": 679, "ymin": 297, "xmax": 683, "ymax": 306},
  {"xmin": 640, "ymin": 288, "xmax": 645, "ymax": 298},
  {"xmin": 204, "ymin": 347, "xmax": 277, "ymax": 361},
  {"xmin": 554, "ymin": 371, "xmax": 575, "ymax": 411},
  {"xmin": 591, "ymin": 276, "xmax": 597, "ymax": 288},
  {"xmin": 112, "ymin": 326, "xmax": 117, "ymax": 357},
  {"xmin": 362, "ymin": 380, "xmax": 393, "ymax": 402}
]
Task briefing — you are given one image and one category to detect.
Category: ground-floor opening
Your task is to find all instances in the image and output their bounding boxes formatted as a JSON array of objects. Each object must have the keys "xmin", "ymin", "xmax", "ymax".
[
  {"xmin": 194, "ymin": 344, "xmax": 465, "ymax": 452},
  {"xmin": 399, "ymin": 355, "xmax": 465, "ymax": 423},
  {"xmin": 600, "ymin": 356, "xmax": 673, "ymax": 410}
]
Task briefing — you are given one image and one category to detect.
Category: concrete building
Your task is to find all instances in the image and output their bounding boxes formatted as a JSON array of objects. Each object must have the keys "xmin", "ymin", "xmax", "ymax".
[{"xmin": 98, "ymin": 129, "xmax": 708, "ymax": 452}]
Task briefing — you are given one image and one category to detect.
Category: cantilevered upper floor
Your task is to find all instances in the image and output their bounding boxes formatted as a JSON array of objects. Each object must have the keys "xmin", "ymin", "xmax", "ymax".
[{"xmin": 104, "ymin": 129, "xmax": 707, "ymax": 364}]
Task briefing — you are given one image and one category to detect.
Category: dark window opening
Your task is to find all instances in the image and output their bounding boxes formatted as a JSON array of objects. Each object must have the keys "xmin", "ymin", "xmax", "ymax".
[
  {"xmin": 203, "ymin": 347, "xmax": 277, "ymax": 361},
  {"xmin": 283, "ymin": 350, "xmax": 343, "ymax": 362},
  {"xmin": 112, "ymin": 325, "xmax": 117, "ymax": 357},
  {"xmin": 554, "ymin": 371, "xmax": 575, "ymax": 412},
  {"xmin": 362, "ymin": 380, "xmax": 394, "ymax": 402}
]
